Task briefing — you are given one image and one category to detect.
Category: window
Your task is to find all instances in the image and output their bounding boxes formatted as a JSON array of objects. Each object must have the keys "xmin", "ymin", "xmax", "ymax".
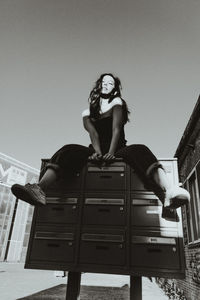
[{"xmin": 184, "ymin": 162, "xmax": 200, "ymax": 244}]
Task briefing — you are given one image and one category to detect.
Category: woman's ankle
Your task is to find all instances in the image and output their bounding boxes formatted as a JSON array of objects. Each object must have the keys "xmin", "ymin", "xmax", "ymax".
[
  {"xmin": 37, "ymin": 168, "xmax": 57, "ymax": 191},
  {"xmin": 38, "ymin": 182, "xmax": 47, "ymax": 192}
]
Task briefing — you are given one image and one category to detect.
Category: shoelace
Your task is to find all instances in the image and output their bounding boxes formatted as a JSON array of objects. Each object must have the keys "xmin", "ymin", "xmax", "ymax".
[{"xmin": 27, "ymin": 183, "xmax": 45, "ymax": 195}]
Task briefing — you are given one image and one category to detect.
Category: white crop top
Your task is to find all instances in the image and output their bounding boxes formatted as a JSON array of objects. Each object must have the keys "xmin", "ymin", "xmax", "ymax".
[{"xmin": 82, "ymin": 97, "xmax": 123, "ymax": 117}]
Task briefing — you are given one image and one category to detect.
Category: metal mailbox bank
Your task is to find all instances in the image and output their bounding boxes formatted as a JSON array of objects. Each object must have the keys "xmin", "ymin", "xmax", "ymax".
[{"xmin": 25, "ymin": 158, "xmax": 186, "ymax": 299}]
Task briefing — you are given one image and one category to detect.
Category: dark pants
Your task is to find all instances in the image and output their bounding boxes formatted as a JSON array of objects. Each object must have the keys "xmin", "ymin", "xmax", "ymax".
[{"xmin": 45, "ymin": 144, "xmax": 162, "ymax": 185}]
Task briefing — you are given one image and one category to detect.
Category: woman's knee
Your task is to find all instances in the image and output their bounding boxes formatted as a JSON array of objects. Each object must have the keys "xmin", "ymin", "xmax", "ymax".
[
  {"xmin": 124, "ymin": 144, "xmax": 151, "ymax": 154},
  {"xmin": 59, "ymin": 144, "xmax": 87, "ymax": 152},
  {"xmin": 57, "ymin": 144, "xmax": 93, "ymax": 156},
  {"xmin": 130, "ymin": 144, "xmax": 150, "ymax": 150},
  {"xmin": 50, "ymin": 144, "xmax": 93, "ymax": 163}
]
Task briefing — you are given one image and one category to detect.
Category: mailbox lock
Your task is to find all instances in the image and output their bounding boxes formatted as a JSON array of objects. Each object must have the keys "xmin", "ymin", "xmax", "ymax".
[
  {"xmin": 68, "ymin": 242, "xmax": 73, "ymax": 247},
  {"xmin": 119, "ymin": 244, "xmax": 123, "ymax": 249},
  {"xmin": 172, "ymin": 247, "xmax": 177, "ymax": 252},
  {"xmin": 72, "ymin": 205, "xmax": 77, "ymax": 210},
  {"xmin": 120, "ymin": 173, "xmax": 124, "ymax": 177},
  {"xmin": 120, "ymin": 207, "xmax": 124, "ymax": 211}
]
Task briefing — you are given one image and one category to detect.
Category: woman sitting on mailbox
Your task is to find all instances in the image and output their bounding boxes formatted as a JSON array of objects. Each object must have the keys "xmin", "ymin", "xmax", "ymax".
[{"xmin": 11, "ymin": 73, "xmax": 190, "ymax": 220}]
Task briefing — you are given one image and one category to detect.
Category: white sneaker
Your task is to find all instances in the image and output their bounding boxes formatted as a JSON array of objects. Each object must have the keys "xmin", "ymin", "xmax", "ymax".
[{"xmin": 164, "ymin": 186, "xmax": 190, "ymax": 209}]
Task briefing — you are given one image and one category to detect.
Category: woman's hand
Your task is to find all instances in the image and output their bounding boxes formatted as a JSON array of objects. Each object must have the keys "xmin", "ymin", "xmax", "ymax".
[
  {"xmin": 88, "ymin": 152, "xmax": 103, "ymax": 161},
  {"xmin": 103, "ymin": 153, "xmax": 116, "ymax": 162}
]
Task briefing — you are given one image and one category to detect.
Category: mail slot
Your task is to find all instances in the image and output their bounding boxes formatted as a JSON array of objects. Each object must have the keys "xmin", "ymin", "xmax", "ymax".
[
  {"xmin": 82, "ymin": 196, "xmax": 126, "ymax": 225},
  {"xmin": 131, "ymin": 195, "xmax": 178, "ymax": 228},
  {"xmin": 85, "ymin": 163, "xmax": 126, "ymax": 190},
  {"xmin": 79, "ymin": 232, "xmax": 126, "ymax": 266},
  {"xmin": 131, "ymin": 235, "xmax": 180, "ymax": 269},
  {"xmin": 36, "ymin": 196, "xmax": 79, "ymax": 224},
  {"xmin": 29, "ymin": 225, "xmax": 75, "ymax": 263}
]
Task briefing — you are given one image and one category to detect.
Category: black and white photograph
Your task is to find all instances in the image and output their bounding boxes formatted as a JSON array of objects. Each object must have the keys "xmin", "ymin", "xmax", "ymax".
[{"xmin": 0, "ymin": 1, "xmax": 200, "ymax": 299}]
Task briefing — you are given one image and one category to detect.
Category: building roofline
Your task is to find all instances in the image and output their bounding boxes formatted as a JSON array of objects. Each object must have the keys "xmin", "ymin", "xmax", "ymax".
[
  {"xmin": 174, "ymin": 95, "xmax": 200, "ymax": 159},
  {"xmin": 0, "ymin": 152, "xmax": 39, "ymax": 173}
]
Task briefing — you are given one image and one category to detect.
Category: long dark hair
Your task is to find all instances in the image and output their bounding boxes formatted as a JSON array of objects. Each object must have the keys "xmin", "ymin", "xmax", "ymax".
[{"xmin": 88, "ymin": 73, "xmax": 130, "ymax": 124}]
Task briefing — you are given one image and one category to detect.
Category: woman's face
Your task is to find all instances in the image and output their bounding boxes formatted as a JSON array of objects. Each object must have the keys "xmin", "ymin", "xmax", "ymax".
[{"xmin": 101, "ymin": 75, "xmax": 115, "ymax": 94}]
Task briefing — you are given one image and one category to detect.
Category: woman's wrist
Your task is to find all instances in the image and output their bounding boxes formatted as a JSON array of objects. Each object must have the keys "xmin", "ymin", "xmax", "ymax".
[
  {"xmin": 108, "ymin": 149, "xmax": 115, "ymax": 156},
  {"xmin": 94, "ymin": 148, "xmax": 102, "ymax": 155}
]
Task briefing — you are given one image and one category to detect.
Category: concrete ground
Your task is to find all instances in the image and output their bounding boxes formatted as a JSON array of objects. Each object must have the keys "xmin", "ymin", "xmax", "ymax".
[{"xmin": 0, "ymin": 262, "xmax": 169, "ymax": 300}]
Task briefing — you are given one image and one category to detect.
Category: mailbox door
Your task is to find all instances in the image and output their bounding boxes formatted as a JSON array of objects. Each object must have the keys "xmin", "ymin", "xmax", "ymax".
[
  {"xmin": 29, "ymin": 225, "xmax": 75, "ymax": 263},
  {"xmin": 36, "ymin": 196, "xmax": 79, "ymax": 224},
  {"xmin": 82, "ymin": 194, "xmax": 126, "ymax": 225}
]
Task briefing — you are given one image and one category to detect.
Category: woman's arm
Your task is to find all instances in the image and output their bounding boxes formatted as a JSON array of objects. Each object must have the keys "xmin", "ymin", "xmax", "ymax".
[
  {"xmin": 83, "ymin": 116, "xmax": 102, "ymax": 157},
  {"xmin": 103, "ymin": 105, "xmax": 124, "ymax": 160}
]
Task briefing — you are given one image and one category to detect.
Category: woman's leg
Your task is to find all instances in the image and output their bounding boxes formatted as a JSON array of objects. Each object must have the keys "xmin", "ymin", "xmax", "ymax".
[
  {"xmin": 116, "ymin": 144, "xmax": 190, "ymax": 212},
  {"xmin": 151, "ymin": 166, "xmax": 190, "ymax": 221},
  {"xmin": 116, "ymin": 144, "xmax": 161, "ymax": 184},
  {"xmin": 39, "ymin": 144, "xmax": 94, "ymax": 189},
  {"xmin": 38, "ymin": 168, "xmax": 57, "ymax": 191},
  {"xmin": 11, "ymin": 144, "xmax": 93, "ymax": 205},
  {"xmin": 152, "ymin": 167, "xmax": 190, "ymax": 208}
]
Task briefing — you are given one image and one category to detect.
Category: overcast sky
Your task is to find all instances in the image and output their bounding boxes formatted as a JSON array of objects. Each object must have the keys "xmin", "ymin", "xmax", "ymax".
[{"xmin": 1, "ymin": 0, "xmax": 199, "ymax": 170}]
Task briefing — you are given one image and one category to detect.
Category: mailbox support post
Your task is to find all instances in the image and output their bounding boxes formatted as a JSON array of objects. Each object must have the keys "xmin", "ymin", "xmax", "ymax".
[
  {"xmin": 65, "ymin": 273, "xmax": 142, "ymax": 300},
  {"xmin": 130, "ymin": 276, "xmax": 142, "ymax": 300},
  {"xmin": 66, "ymin": 271, "xmax": 81, "ymax": 300}
]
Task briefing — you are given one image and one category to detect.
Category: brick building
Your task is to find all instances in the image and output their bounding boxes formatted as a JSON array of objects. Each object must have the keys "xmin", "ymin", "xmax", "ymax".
[{"xmin": 158, "ymin": 95, "xmax": 200, "ymax": 300}]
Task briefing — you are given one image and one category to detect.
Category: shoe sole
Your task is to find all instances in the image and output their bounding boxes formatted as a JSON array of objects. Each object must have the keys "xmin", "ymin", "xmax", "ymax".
[
  {"xmin": 162, "ymin": 208, "xmax": 179, "ymax": 222},
  {"xmin": 168, "ymin": 196, "xmax": 189, "ymax": 209},
  {"xmin": 162, "ymin": 215, "xmax": 179, "ymax": 222},
  {"xmin": 11, "ymin": 184, "xmax": 45, "ymax": 206}
]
